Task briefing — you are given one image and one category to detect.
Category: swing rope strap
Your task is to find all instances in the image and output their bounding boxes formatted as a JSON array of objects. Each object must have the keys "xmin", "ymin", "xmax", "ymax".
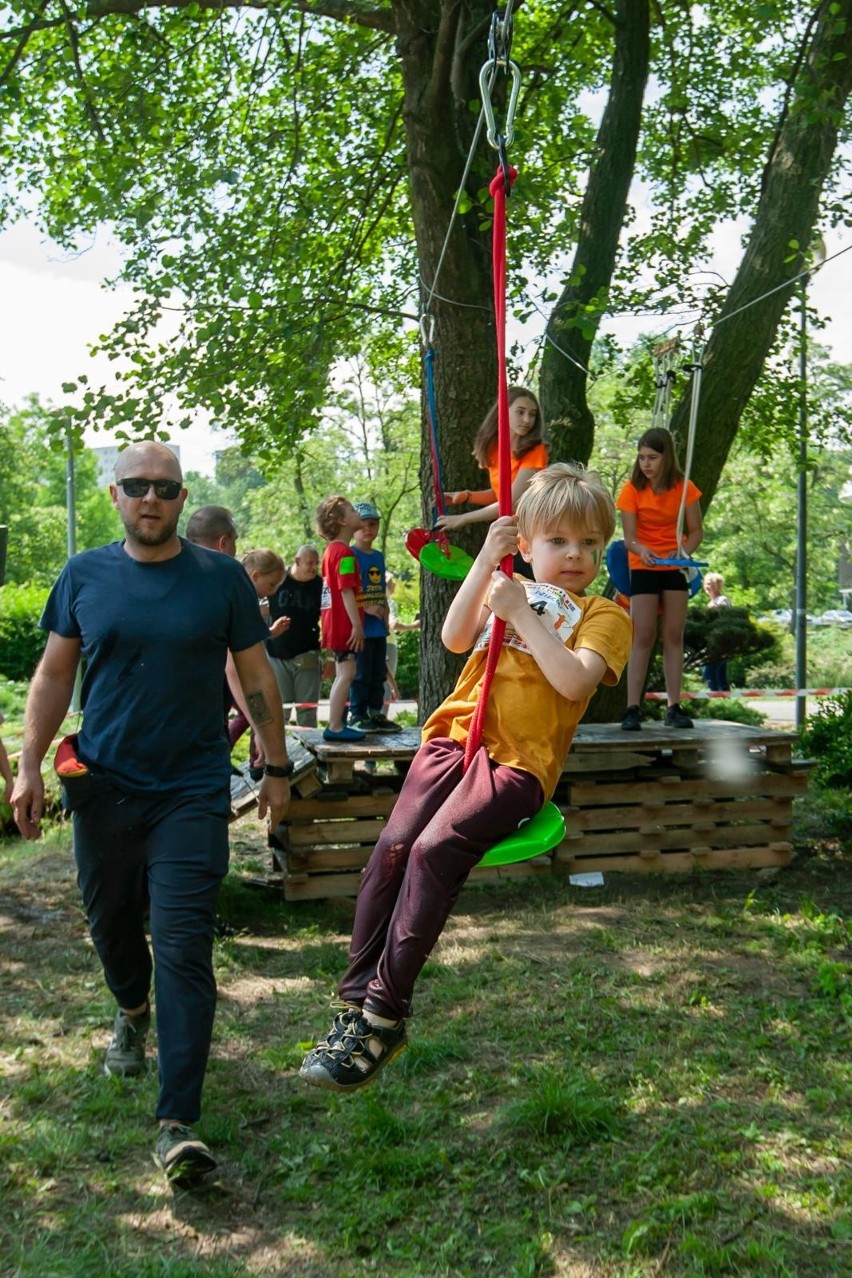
[
  {"xmin": 651, "ymin": 338, "xmax": 680, "ymax": 431},
  {"xmin": 674, "ymin": 326, "xmax": 704, "ymax": 551},
  {"xmin": 424, "ymin": 346, "xmax": 447, "ymax": 520},
  {"xmin": 463, "ymin": 162, "xmax": 518, "ymax": 774}
]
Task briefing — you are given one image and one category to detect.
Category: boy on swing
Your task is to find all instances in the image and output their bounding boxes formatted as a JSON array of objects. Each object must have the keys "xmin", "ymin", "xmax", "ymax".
[{"xmin": 300, "ymin": 463, "xmax": 632, "ymax": 1092}]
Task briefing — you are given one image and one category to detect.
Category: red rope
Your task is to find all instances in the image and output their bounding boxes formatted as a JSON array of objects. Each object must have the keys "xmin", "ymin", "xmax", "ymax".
[{"xmin": 463, "ymin": 164, "xmax": 518, "ymax": 773}]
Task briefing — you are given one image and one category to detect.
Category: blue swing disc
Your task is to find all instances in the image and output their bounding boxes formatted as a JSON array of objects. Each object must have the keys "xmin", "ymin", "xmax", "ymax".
[
  {"xmin": 605, "ymin": 540, "xmax": 632, "ymax": 596},
  {"xmin": 651, "ymin": 555, "xmax": 709, "ymax": 568},
  {"xmin": 479, "ymin": 800, "xmax": 566, "ymax": 868},
  {"xmin": 419, "ymin": 540, "xmax": 474, "ymax": 581}
]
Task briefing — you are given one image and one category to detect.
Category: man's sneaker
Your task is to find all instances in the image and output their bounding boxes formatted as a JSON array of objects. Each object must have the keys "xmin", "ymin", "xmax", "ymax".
[
  {"xmin": 665, "ymin": 703, "xmax": 694, "ymax": 729},
  {"xmin": 104, "ymin": 1006, "xmax": 150, "ymax": 1077},
  {"xmin": 349, "ymin": 715, "xmax": 382, "ymax": 733},
  {"xmin": 323, "ymin": 724, "xmax": 366, "ymax": 742},
  {"xmin": 299, "ymin": 1011, "xmax": 407, "ymax": 1093},
  {"xmin": 621, "ymin": 705, "xmax": 642, "ymax": 732},
  {"xmin": 368, "ymin": 712, "xmax": 402, "ymax": 734},
  {"xmin": 154, "ymin": 1124, "xmax": 217, "ymax": 1185}
]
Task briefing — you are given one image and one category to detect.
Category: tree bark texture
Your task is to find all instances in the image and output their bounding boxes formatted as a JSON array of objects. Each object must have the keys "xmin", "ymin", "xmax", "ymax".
[
  {"xmin": 539, "ymin": 0, "xmax": 650, "ymax": 466},
  {"xmin": 670, "ymin": 0, "xmax": 852, "ymax": 507},
  {"xmin": 394, "ymin": 0, "xmax": 506, "ymax": 718}
]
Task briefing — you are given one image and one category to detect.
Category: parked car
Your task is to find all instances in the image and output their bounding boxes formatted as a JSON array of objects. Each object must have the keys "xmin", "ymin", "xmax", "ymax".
[{"xmin": 819, "ymin": 609, "xmax": 852, "ymax": 627}]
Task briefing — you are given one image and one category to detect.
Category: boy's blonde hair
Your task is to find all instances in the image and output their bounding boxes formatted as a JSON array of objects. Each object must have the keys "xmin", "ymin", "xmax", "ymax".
[
  {"xmin": 704, "ymin": 572, "xmax": 725, "ymax": 589},
  {"xmin": 516, "ymin": 462, "xmax": 616, "ymax": 544},
  {"xmin": 240, "ymin": 547, "xmax": 285, "ymax": 577},
  {"xmin": 315, "ymin": 495, "xmax": 351, "ymax": 541}
]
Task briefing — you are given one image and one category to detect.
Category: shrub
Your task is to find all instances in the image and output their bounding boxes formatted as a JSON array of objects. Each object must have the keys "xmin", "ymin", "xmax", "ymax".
[
  {"xmin": 798, "ymin": 689, "xmax": 852, "ymax": 790},
  {"xmin": 682, "ymin": 607, "xmax": 777, "ymax": 676},
  {"xmin": 394, "ymin": 630, "xmax": 420, "ymax": 699},
  {"xmin": 690, "ymin": 698, "xmax": 766, "ymax": 726},
  {"xmin": 0, "ymin": 584, "xmax": 49, "ymax": 680}
]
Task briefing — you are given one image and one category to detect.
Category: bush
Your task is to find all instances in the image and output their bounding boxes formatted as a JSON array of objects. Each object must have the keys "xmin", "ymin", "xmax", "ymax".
[
  {"xmin": 0, "ymin": 584, "xmax": 49, "ymax": 679},
  {"xmin": 394, "ymin": 630, "xmax": 420, "ymax": 699},
  {"xmin": 798, "ymin": 689, "xmax": 852, "ymax": 790},
  {"xmin": 745, "ymin": 627, "xmax": 852, "ymax": 690},
  {"xmin": 682, "ymin": 606, "xmax": 777, "ymax": 680},
  {"xmin": 690, "ymin": 698, "xmax": 766, "ymax": 726}
]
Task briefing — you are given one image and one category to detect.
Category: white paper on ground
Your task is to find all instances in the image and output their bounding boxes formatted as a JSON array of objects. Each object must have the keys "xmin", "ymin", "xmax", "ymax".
[{"xmin": 568, "ymin": 872, "xmax": 605, "ymax": 887}]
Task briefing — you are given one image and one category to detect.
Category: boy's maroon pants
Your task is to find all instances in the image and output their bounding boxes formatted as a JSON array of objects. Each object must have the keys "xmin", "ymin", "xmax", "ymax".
[{"xmin": 339, "ymin": 737, "xmax": 542, "ymax": 1021}]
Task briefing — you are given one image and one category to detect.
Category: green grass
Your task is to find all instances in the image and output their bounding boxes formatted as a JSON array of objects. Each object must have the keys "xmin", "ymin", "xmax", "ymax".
[{"xmin": 0, "ymin": 817, "xmax": 849, "ymax": 1277}]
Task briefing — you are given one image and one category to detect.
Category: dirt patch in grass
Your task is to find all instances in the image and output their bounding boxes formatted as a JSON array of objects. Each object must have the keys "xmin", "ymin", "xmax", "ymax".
[{"xmin": 0, "ymin": 818, "xmax": 850, "ymax": 1278}]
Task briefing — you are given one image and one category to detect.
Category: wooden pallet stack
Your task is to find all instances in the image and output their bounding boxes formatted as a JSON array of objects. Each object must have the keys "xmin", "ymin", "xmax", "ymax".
[
  {"xmin": 553, "ymin": 722, "xmax": 807, "ymax": 876},
  {"xmin": 250, "ymin": 722, "xmax": 807, "ymax": 900}
]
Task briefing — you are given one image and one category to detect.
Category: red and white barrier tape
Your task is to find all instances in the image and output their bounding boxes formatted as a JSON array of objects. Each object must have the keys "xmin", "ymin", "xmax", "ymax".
[{"xmin": 645, "ymin": 687, "xmax": 848, "ymax": 700}]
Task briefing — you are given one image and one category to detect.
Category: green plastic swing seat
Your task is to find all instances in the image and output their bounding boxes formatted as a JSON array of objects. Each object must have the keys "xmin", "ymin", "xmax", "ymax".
[
  {"xmin": 419, "ymin": 540, "xmax": 474, "ymax": 581},
  {"xmin": 478, "ymin": 800, "xmax": 566, "ymax": 868}
]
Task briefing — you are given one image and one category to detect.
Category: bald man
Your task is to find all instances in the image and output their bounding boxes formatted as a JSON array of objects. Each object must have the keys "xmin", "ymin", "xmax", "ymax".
[{"xmin": 12, "ymin": 441, "xmax": 290, "ymax": 1186}]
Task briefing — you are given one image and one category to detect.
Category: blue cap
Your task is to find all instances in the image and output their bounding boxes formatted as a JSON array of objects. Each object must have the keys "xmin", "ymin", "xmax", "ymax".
[{"xmin": 355, "ymin": 501, "xmax": 380, "ymax": 520}]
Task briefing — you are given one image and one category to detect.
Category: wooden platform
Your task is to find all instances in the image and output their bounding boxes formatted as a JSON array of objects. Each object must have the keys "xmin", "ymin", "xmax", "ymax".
[{"xmin": 247, "ymin": 721, "xmax": 808, "ymax": 900}]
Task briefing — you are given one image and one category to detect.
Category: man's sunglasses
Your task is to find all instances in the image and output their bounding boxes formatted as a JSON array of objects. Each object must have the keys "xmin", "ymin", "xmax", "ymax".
[{"xmin": 118, "ymin": 478, "xmax": 183, "ymax": 500}]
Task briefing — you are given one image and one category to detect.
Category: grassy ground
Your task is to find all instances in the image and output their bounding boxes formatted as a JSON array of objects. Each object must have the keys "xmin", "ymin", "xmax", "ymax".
[{"xmin": 0, "ymin": 813, "xmax": 850, "ymax": 1278}]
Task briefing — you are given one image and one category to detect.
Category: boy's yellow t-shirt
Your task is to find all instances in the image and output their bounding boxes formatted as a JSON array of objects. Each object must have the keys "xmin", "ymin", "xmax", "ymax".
[{"xmin": 422, "ymin": 583, "xmax": 632, "ymax": 801}]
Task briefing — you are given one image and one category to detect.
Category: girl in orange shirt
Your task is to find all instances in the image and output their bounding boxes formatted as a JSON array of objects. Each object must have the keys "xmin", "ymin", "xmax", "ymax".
[
  {"xmin": 437, "ymin": 386, "xmax": 547, "ymax": 578},
  {"xmin": 437, "ymin": 386, "xmax": 548, "ymax": 531},
  {"xmin": 616, "ymin": 427, "xmax": 703, "ymax": 731}
]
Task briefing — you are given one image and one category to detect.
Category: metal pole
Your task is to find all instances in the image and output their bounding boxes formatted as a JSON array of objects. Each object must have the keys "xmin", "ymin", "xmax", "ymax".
[
  {"xmin": 66, "ymin": 424, "xmax": 81, "ymax": 713},
  {"xmin": 795, "ymin": 279, "xmax": 808, "ymax": 732},
  {"xmin": 66, "ymin": 423, "xmax": 77, "ymax": 562}
]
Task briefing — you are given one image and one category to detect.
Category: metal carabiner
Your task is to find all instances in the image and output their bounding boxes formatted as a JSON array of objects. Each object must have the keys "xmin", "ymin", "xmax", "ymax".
[
  {"xmin": 479, "ymin": 56, "xmax": 522, "ymax": 152},
  {"xmin": 488, "ymin": 6, "xmax": 514, "ymax": 65},
  {"xmin": 419, "ymin": 312, "xmax": 435, "ymax": 349}
]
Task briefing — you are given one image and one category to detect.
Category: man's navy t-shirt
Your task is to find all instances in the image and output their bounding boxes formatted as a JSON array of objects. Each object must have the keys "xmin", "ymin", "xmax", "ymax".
[{"xmin": 41, "ymin": 539, "xmax": 268, "ymax": 794}]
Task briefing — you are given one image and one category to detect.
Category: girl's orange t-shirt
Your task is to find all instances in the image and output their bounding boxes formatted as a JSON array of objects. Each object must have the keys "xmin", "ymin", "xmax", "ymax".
[
  {"xmin": 616, "ymin": 478, "xmax": 702, "ymax": 570},
  {"xmin": 485, "ymin": 441, "xmax": 549, "ymax": 501}
]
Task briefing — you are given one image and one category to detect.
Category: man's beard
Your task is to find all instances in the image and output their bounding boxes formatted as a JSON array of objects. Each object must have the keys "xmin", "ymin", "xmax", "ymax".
[{"xmin": 123, "ymin": 512, "xmax": 180, "ymax": 547}]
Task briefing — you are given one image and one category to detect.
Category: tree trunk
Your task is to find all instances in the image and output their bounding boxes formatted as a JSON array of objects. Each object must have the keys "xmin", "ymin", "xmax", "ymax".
[
  {"xmin": 539, "ymin": 0, "xmax": 650, "ymax": 465},
  {"xmin": 670, "ymin": 0, "xmax": 852, "ymax": 507},
  {"xmin": 394, "ymin": 0, "xmax": 503, "ymax": 718}
]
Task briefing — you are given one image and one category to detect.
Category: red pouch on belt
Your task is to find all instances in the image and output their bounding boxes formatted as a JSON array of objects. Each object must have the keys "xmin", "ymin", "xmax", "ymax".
[{"xmin": 54, "ymin": 734, "xmax": 89, "ymax": 778}]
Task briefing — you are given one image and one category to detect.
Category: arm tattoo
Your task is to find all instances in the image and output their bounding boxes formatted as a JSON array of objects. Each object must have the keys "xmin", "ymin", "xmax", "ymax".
[{"xmin": 246, "ymin": 690, "xmax": 273, "ymax": 726}]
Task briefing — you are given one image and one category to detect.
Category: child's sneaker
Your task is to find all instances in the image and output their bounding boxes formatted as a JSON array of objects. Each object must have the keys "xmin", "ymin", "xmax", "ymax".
[
  {"xmin": 665, "ymin": 703, "xmax": 694, "ymax": 729},
  {"xmin": 349, "ymin": 715, "xmax": 382, "ymax": 733},
  {"xmin": 323, "ymin": 724, "xmax": 366, "ymax": 742},
  {"xmin": 104, "ymin": 1006, "xmax": 150, "ymax": 1077},
  {"xmin": 621, "ymin": 705, "xmax": 642, "ymax": 732},
  {"xmin": 368, "ymin": 712, "xmax": 402, "ymax": 734},
  {"xmin": 299, "ymin": 1012, "xmax": 407, "ymax": 1092}
]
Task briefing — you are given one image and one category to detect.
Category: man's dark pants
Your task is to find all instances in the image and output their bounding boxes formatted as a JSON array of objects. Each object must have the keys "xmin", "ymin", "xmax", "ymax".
[{"xmin": 72, "ymin": 782, "xmax": 229, "ymax": 1122}]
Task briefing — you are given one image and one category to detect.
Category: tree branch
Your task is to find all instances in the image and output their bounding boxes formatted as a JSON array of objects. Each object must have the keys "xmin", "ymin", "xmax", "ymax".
[
  {"xmin": 0, "ymin": 0, "xmax": 51, "ymax": 87},
  {"xmin": 77, "ymin": 0, "xmax": 396, "ymax": 33},
  {"xmin": 58, "ymin": 0, "xmax": 107, "ymax": 142}
]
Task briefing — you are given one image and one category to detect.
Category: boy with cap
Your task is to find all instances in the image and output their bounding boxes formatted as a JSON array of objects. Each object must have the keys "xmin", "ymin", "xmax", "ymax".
[{"xmin": 350, "ymin": 501, "xmax": 401, "ymax": 734}]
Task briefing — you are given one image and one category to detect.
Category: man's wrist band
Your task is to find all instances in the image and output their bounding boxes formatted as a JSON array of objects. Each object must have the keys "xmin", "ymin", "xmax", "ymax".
[{"xmin": 264, "ymin": 762, "xmax": 294, "ymax": 778}]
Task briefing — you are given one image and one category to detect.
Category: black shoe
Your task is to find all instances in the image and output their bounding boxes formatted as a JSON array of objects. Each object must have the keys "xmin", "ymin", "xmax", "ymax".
[
  {"xmin": 349, "ymin": 716, "xmax": 382, "ymax": 734},
  {"xmin": 621, "ymin": 705, "xmax": 642, "ymax": 732},
  {"xmin": 104, "ymin": 1006, "xmax": 150, "ymax": 1077},
  {"xmin": 299, "ymin": 1012, "xmax": 407, "ymax": 1093},
  {"xmin": 665, "ymin": 703, "xmax": 694, "ymax": 729},
  {"xmin": 368, "ymin": 712, "xmax": 402, "ymax": 734},
  {"xmin": 154, "ymin": 1124, "xmax": 217, "ymax": 1185}
]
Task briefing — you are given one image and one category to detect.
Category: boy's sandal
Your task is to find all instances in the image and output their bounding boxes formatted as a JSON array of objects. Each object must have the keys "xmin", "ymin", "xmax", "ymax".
[{"xmin": 300, "ymin": 1012, "xmax": 407, "ymax": 1092}]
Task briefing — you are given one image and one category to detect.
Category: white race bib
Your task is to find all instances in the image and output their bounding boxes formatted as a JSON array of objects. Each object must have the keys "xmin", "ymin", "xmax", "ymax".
[{"xmin": 474, "ymin": 580, "xmax": 582, "ymax": 653}]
